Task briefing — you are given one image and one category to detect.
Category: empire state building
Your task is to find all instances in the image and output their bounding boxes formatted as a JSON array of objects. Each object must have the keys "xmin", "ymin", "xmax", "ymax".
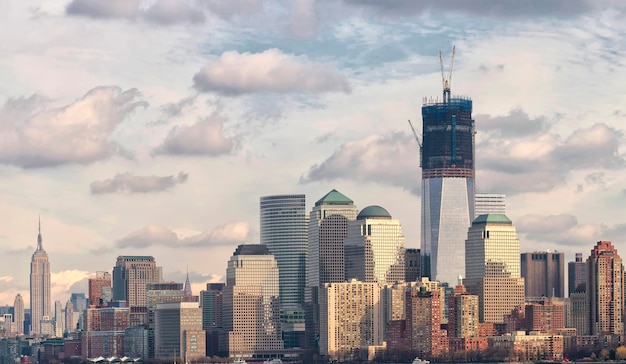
[{"xmin": 30, "ymin": 220, "xmax": 51, "ymax": 335}]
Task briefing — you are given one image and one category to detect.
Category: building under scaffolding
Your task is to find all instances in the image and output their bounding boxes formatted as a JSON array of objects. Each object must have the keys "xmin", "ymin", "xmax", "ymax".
[{"xmin": 420, "ymin": 91, "xmax": 475, "ymax": 285}]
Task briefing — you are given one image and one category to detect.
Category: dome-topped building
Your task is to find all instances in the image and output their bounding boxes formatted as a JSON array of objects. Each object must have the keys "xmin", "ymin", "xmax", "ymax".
[
  {"xmin": 346, "ymin": 205, "xmax": 406, "ymax": 284},
  {"xmin": 357, "ymin": 205, "xmax": 392, "ymax": 220}
]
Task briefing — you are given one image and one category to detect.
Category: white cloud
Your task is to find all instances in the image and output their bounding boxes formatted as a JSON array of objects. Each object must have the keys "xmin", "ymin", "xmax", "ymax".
[
  {"xmin": 114, "ymin": 222, "xmax": 251, "ymax": 250},
  {"xmin": 154, "ymin": 115, "xmax": 236, "ymax": 156},
  {"xmin": 0, "ymin": 86, "xmax": 147, "ymax": 168},
  {"xmin": 193, "ymin": 49, "xmax": 351, "ymax": 95},
  {"xmin": 90, "ymin": 172, "xmax": 188, "ymax": 194}
]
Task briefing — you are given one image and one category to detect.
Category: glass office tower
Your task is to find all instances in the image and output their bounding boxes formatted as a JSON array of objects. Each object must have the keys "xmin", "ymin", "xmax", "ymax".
[{"xmin": 421, "ymin": 94, "xmax": 475, "ymax": 285}]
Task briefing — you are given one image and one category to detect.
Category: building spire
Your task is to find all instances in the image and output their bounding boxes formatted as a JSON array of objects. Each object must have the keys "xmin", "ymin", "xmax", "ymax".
[
  {"xmin": 37, "ymin": 215, "xmax": 43, "ymax": 251},
  {"xmin": 184, "ymin": 266, "xmax": 192, "ymax": 296}
]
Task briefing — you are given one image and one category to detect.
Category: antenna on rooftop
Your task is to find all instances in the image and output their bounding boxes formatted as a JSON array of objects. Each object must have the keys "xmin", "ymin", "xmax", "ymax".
[{"xmin": 440, "ymin": 45, "xmax": 456, "ymax": 103}]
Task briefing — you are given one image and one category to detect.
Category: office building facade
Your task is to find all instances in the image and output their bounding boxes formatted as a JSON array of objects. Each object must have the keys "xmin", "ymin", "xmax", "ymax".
[
  {"xmin": 13, "ymin": 294, "xmax": 24, "ymax": 335},
  {"xmin": 89, "ymin": 271, "xmax": 112, "ymax": 308},
  {"xmin": 521, "ymin": 251, "xmax": 565, "ymax": 298},
  {"xmin": 112, "ymin": 256, "xmax": 163, "ymax": 308},
  {"xmin": 223, "ymin": 244, "xmax": 283, "ymax": 357},
  {"xmin": 568, "ymin": 253, "xmax": 586, "ymax": 295},
  {"xmin": 474, "ymin": 193, "xmax": 506, "ymax": 216},
  {"xmin": 155, "ymin": 302, "xmax": 205, "ymax": 360},
  {"xmin": 345, "ymin": 205, "xmax": 406, "ymax": 284},
  {"xmin": 421, "ymin": 91, "xmax": 475, "ymax": 285}
]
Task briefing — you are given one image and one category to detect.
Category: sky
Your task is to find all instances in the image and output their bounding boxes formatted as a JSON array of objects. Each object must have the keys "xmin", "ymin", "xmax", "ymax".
[{"xmin": 2, "ymin": 0, "xmax": 626, "ymax": 307}]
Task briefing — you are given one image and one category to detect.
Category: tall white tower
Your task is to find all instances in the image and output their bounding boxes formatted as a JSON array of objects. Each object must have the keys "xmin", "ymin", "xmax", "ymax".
[{"xmin": 30, "ymin": 219, "xmax": 51, "ymax": 335}]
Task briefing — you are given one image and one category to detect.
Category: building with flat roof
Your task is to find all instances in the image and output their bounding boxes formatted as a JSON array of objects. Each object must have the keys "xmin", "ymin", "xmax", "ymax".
[
  {"xmin": 521, "ymin": 251, "xmax": 564, "ymax": 298},
  {"xmin": 568, "ymin": 253, "xmax": 586, "ymax": 295},
  {"xmin": 154, "ymin": 302, "xmax": 205, "ymax": 361},
  {"xmin": 112, "ymin": 256, "xmax": 163, "ymax": 308}
]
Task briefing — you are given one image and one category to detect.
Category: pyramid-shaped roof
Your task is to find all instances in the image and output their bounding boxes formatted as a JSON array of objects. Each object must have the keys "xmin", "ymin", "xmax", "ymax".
[
  {"xmin": 315, "ymin": 189, "xmax": 353, "ymax": 206},
  {"xmin": 472, "ymin": 213, "xmax": 512, "ymax": 224}
]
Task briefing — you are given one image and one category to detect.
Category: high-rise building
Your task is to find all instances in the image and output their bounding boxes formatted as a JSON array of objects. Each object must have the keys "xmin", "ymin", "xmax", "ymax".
[
  {"xmin": 405, "ymin": 248, "xmax": 421, "ymax": 282},
  {"xmin": 30, "ymin": 220, "xmax": 51, "ymax": 335},
  {"xmin": 112, "ymin": 256, "xmax": 163, "ymax": 308},
  {"xmin": 420, "ymin": 78, "xmax": 475, "ymax": 285},
  {"xmin": 89, "ymin": 271, "xmax": 112, "ymax": 308},
  {"xmin": 447, "ymin": 281, "xmax": 479, "ymax": 339},
  {"xmin": 306, "ymin": 189, "xmax": 358, "ymax": 348},
  {"xmin": 71, "ymin": 293, "xmax": 88, "ymax": 313},
  {"xmin": 465, "ymin": 214, "xmax": 524, "ymax": 324},
  {"xmin": 184, "ymin": 271, "xmax": 193, "ymax": 297},
  {"xmin": 474, "ymin": 193, "xmax": 506, "ymax": 216},
  {"xmin": 54, "ymin": 300, "xmax": 63, "ymax": 337},
  {"xmin": 587, "ymin": 241, "xmax": 623, "ymax": 336},
  {"xmin": 155, "ymin": 302, "xmax": 205, "ymax": 361},
  {"xmin": 65, "ymin": 300, "xmax": 74, "ymax": 334},
  {"xmin": 521, "ymin": 252, "xmax": 565, "ymax": 298},
  {"xmin": 307, "ymin": 189, "xmax": 358, "ymax": 287},
  {"xmin": 260, "ymin": 195, "xmax": 308, "ymax": 349},
  {"xmin": 345, "ymin": 205, "xmax": 406, "ymax": 284},
  {"xmin": 406, "ymin": 287, "xmax": 448, "ymax": 357},
  {"xmin": 146, "ymin": 282, "xmax": 186, "ymax": 359},
  {"xmin": 223, "ymin": 244, "xmax": 283, "ymax": 357},
  {"xmin": 568, "ymin": 253, "xmax": 586, "ymax": 295},
  {"xmin": 524, "ymin": 298, "xmax": 565, "ymax": 334},
  {"xmin": 201, "ymin": 283, "xmax": 225, "ymax": 357},
  {"xmin": 260, "ymin": 194, "xmax": 308, "ymax": 308},
  {"xmin": 465, "ymin": 214, "xmax": 520, "ymax": 281},
  {"xmin": 13, "ymin": 294, "xmax": 24, "ymax": 335},
  {"xmin": 82, "ymin": 306, "xmax": 130, "ymax": 358},
  {"xmin": 319, "ymin": 280, "xmax": 383, "ymax": 360}
]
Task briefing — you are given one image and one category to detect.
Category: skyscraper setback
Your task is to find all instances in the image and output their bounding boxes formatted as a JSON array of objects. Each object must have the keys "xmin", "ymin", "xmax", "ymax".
[
  {"xmin": 420, "ymin": 56, "xmax": 475, "ymax": 285},
  {"xmin": 30, "ymin": 220, "xmax": 51, "ymax": 335}
]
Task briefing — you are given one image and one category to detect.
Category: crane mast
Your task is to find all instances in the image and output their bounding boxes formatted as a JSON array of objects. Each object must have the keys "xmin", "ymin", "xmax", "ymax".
[
  {"xmin": 440, "ymin": 45, "xmax": 455, "ymax": 103},
  {"xmin": 408, "ymin": 119, "xmax": 422, "ymax": 167}
]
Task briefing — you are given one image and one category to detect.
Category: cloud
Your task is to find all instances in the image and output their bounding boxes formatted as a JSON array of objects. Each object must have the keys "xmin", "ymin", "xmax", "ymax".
[
  {"xmin": 193, "ymin": 49, "xmax": 351, "ymax": 95},
  {"xmin": 66, "ymin": 0, "xmax": 141, "ymax": 19},
  {"xmin": 342, "ymin": 0, "xmax": 597, "ymax": 18},
  {"xmin": 0, "ymin": 86, "xmax": 147, "ymax": 168},
  {"xmin": 202, "ymin": 0, "xmax": 263, "ymax": 18},
  {"xmin": 153, "ymin": 115, "xmax": 236, "ymax": 156},
  {"xmin": 90, "ymin": 172, "xmax": 188, "ymax": 194},
  {"xmin": 66, "ymin": 0, "xmax": 205, "ymax": 24},
  {"xmin": 516, "ymin": 213, "xmax": 626, "ymax": 248},
  {"xmin": 160, "ymin": 95, "xmax": 197, "ymax": 119},
  {"xmin": 300, "ymin": 132, "xmax": 420, "ymax": 194},
  {"xmin": 51, "ymin": 270, "xmax": 91, "ymax": 302},
  {"xmin": 476, "ymin": 109, "xmax": 552, "ymax": 138},
  {"xmin": 114, "ymin": 222, "xmax": 251, "ymax": 250},
  {"xmin": 289, "ymin": 0, "xmax": 318, "ymax": 38},
  {"xmin": 477, "ymin": 122, "xmax": 625, "ymax": 194},
  {"xmin": 143, "ymin": 0, "xmax": 205, "ymax": 25},
  {"xmin": 5, "ymin": 246, "xmax": 35, "ymax": 255}
]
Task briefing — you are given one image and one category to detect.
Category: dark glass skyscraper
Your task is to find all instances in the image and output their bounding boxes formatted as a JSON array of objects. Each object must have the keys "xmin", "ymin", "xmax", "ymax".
[{"xmin": 421, "ymin": 89, "xmax": 475, "ymax": 285}]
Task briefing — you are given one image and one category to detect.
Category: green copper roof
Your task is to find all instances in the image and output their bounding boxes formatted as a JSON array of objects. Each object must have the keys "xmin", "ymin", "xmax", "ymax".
[
  {"xmin": 473, "ymin": 213, "xmax": 512, "ymax": 224},
  {"xmin": 315, "ymin": 189, "xmax": 353, "ymax": 206},
  {"xmin": 357, "ymin": 205, "xmax": 391, "ymax": 220}
]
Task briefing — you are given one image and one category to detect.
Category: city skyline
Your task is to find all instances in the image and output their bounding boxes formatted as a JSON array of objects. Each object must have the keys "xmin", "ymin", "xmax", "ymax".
[{"xmin": 2, "ymin": 1, "xmax": 626, "ymax": 307}]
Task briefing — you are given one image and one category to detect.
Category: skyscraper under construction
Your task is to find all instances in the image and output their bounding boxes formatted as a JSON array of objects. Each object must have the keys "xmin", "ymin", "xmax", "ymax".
[{"xmin": 420, "ymin": 48, "xmax": 475, "ymax": 285}]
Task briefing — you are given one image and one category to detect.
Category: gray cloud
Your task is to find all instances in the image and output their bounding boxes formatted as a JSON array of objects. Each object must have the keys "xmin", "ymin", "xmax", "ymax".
[
  {"xmin": 153, "ymin": 115, "xmax": 236, "ymax": 156},
  {"xmin": 114, "ymin": 222, "xmax": 251, "ymax": 250},
  {"xmin": 477, "ymin": 122, "xmax": 625, "ymax": 194},
  {"xmin": 66, "ymin": 0, "xmax": 204, "ymax": 24},
  {"xmin": 66, "ymin": 0, "xmax": 141, "ymax": 19},
  {"xmin": 193, "ymin": 49, "xmax": 351, "ymax": 95},
  {"xmin": 5, "ymin": 246, "xmax": 35, "ymax": 255},
  {"xmin": 476, "ymin": 109, "xmax": 552, "ymax": 138},
  {"xmin": 289, "ymin": 0, "xmax": 317, "ymax": 38},
  {"xmin": 342, "ymin": 0, "xmax": 597, "ymax": 18},
  {"xmin": 143, "ymin": 0, "xmax": 205, "ymax": 25},
  {"xmin": 516, "ymin": 213, "xmax": 626, "ymax": 248},
  {"xmin": 0, "ymin": 86, "xmax": 147, "ymax": 168},
  {"xmin": 160, "ymin": 95, "xmax": 197, "ymax": 119},
  {"xmin": 90, "ymin": 172, "xmax": 188, "ymax": 194},
  {"xmin": 202, "ymin": 0, "xmax": 263, "ymax": 18},
  {"xmin": 300, "ymin": 132, "xmax": 420, "ymax": 194}
]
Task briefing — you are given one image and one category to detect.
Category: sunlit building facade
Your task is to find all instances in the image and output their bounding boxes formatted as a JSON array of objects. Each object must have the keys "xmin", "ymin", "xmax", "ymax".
[
  {"xmin": 587, "ymin": 241, "xmax": 623, "ymax": 336},
  {"xmin": 30, "ymin": 221, "xmax": 51, "ymax": 336},
  {"xmin": 223, "ymin": 244, "xmax": 283, "ymax": 358},
  {"xmin": 345, "ymin": 205, "xmax": 405, "ymax": 284}
]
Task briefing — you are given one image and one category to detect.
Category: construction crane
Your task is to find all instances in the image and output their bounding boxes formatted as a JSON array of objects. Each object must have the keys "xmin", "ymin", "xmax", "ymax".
[
  {"xmin": 407, "ymin": 119, "xmax": 422, "ymax": 167},
  {"xmin": 440, "ymin": 45, "xmax": 455, "ymax": 103}
]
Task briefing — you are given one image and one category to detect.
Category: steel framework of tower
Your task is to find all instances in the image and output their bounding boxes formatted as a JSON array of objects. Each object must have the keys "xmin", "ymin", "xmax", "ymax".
[{"xmin": 419, "ymin": 48, "xmax": 475, "ymax": 285}]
